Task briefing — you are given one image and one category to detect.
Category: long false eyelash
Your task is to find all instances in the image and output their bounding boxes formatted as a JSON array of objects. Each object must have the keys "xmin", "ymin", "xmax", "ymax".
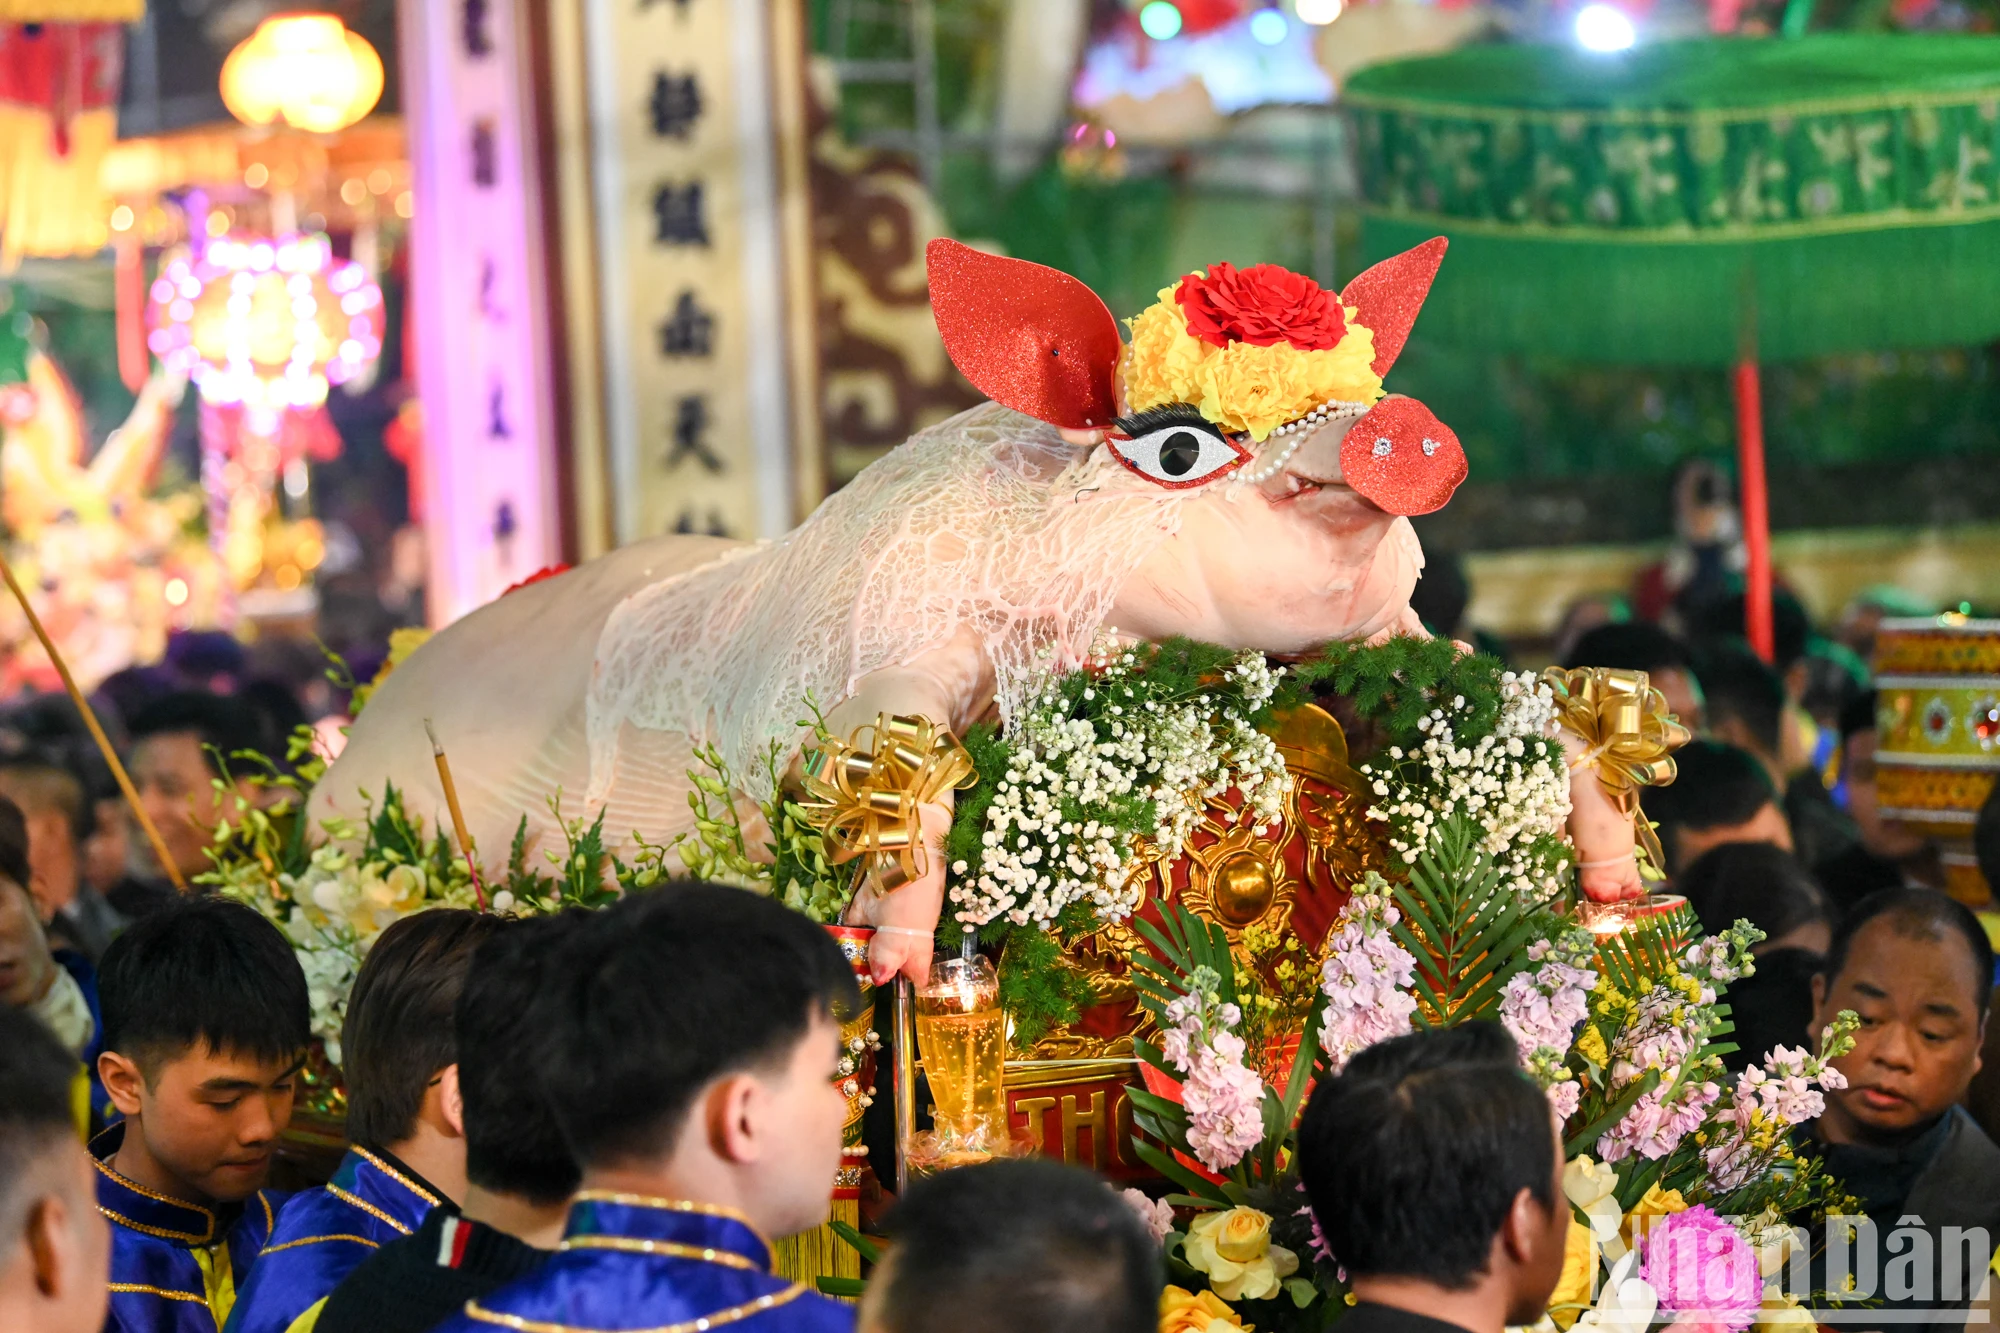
[{"xmin": 1113, "ymin": 402, "xmax": 1224, "ymax": 439}]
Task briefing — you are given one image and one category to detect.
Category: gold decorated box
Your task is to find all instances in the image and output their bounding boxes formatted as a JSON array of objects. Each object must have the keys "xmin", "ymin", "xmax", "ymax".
[
  {"xmin": 1001, "ymin": 705, "xmax": 1379, "ymax": 1179},
  {"xmin": 1873, "ymin": 616, "xmax": 2000, "ymax": 904}
]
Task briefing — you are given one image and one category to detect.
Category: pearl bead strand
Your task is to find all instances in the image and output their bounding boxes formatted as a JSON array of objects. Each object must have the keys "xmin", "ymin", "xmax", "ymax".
[{"xmin": 1240, "ymin": 397, "xmax": 1365, "ymax": 484}]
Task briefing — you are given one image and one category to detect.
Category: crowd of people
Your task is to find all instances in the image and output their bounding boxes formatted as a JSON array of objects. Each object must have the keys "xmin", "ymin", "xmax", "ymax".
[
  {"xmin": 1, "ymin": 581, "xmax": 1998, "ymax": 1333},
  {"xmin": 0, "ymin": 881, "xmax": 1634, "ymax": 1333}
]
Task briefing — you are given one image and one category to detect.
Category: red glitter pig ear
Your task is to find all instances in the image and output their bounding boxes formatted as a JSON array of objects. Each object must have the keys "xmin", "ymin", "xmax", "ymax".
[
  {"xmin": 1340, "ymin": 395, "xmax": 1467, "ymax": 517},
  {"xmin": 1339, "ymin": 236, "xmax": 1447, "ymax": 380},
  {"xmin": 926, "ymin": 239, "xmax": 1123, "ymax": 431}
]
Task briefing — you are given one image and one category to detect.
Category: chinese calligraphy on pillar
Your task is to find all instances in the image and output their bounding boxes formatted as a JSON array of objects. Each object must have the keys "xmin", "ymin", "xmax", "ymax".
[
  {"xmin": 580, "ymin": 0, "xmax": 818, "ymax": 542},
  {"xmin": 398, "ymin": 0, "xmax": 562, "ymax": 622}
]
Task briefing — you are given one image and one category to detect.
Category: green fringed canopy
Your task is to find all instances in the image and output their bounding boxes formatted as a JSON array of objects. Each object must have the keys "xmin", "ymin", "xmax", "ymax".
[{"xmin": 1344, "ymin": 36, "xmax": 2000, "ymax": 365}]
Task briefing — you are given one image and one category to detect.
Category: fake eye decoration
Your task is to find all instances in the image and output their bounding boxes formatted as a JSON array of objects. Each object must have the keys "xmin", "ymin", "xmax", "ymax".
[{"xmin": 1106, "ymin": 405, "xmax": 1250, "ymax": 489}]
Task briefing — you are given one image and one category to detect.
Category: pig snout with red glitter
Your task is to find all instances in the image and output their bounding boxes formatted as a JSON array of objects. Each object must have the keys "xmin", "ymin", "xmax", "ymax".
[{"xmin": 1338, "ymin": 395, "xmax": 1469, "ymax": 517}]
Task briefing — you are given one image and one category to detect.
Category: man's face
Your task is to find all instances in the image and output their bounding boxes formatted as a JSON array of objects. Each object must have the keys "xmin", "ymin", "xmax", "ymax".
[
  {"xmin": 1844, "ymin": 730, "xmax": 1928, "ymax": 863},
  {"xmin": 0, "ymin": 880, "xmax": 55, "ymax": 1008},
  {"xmin": 1507, "ymin": 1114, "xmax": 1574, "ymax": 1326},
  {"xmin": 1813, "ymin": 920, "xmax": 1986, "ymax": 1142},
  {"xmin": 81, "ymin": 797, "xmax": 129, "ymax": 894},
  {"xmin": 1652, "ymin": 667, "xmax": 1704, "ymax": 733},
  {"xmin": 1672, "ymin": 800, "xmax": 1793, "ymax": 875},
  {"xmin": 129, "ymin": 732, "xmax": 224, "ymax": 880},
  {"xmin": 748, "ymin": 1009, "xmax": 851, "ymax": 1239},
  {"xmin": 101, "ymin": 1043, "xmax": 301, "ymax": 1203}
]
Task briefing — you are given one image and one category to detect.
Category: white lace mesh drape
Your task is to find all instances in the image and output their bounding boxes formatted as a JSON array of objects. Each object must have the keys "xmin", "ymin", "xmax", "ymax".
[{"xmin": 585, "ymin": 404, "xmax": 1184, "ymax": 806}]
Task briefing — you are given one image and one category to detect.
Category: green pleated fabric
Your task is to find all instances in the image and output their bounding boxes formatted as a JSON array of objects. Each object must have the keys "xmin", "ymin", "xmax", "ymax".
[{"xmin": 1345, "ymin": 35, "xmax": 2000, "ymax": 365}]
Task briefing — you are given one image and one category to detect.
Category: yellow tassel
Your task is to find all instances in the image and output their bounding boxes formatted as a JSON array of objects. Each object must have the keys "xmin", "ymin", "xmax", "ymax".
[{"xmin": 771, "ymin": 1197, "xmax": 861, "ymax": 1296}]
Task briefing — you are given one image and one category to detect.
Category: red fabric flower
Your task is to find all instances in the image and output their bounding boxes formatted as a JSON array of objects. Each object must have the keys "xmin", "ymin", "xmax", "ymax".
[{"xmin": 1174, "ymin": 262, "xmax": 1347, "ymax": 351}]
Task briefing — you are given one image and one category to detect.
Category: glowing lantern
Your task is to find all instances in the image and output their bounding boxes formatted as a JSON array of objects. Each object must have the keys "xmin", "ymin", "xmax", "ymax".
[
  {"xmin": 219, "ymin": 15, "xmax": 384, "ymax": 135},
  {"xmin": 145, "ymin": 234, "xmax": 383, "ymax": 412}
]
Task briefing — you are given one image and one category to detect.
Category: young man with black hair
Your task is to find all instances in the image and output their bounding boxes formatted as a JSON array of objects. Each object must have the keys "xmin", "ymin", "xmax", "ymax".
[
  {"xmin": 94, "ymin": 897, "xmax": 309, "ymax": 1333},
  {"xmin": 856, "ymin": 1158, "xmax": 1159, "ymax": 1333},
  {"xmin": 1677, "ymin": 842, "xmax": 1831, "ymax": 1071},
  {"xmin": 1695, "ymin": 646, "xmax": 1857, "ymax": 872},
  {"xmin": 0, "ymin": 1007, "xmax": 111, "ymax": 1333},
  {"xmin": 1799, "ymin": 887, "xmax": 2000, "ymax": 1332},
  {"xmin": 433, "ymin": 882, "xmax": 860, "ymax": 1333},
  {"xmin": 0, "ymin": 796, "xmax": 111, "ymax": 1133},
  {"xmin": 1296, "ymin": 1023, "xmax": 1569, "ymax": 1333},
  {"xmin": 1816, "ymin": 691, "xmax": 1942, "ymax": 915},
  {"xmin": 225, "ymin": 909, "xmax": 500, "ymax": 1333},
  {"xmin": 314, "ymin": 913, "xmax": 588, "ymax": 1333},
  {"xmin": 1639, "ymin": 739, "xmax": 1793, "ymax": 879},
  {"xmin": 126, "ymin": 692, "xmax": 273, "ymax": 889},
  {"xmin": 0, "ymin": 750, "xmax": 120, "ymax": 960}
]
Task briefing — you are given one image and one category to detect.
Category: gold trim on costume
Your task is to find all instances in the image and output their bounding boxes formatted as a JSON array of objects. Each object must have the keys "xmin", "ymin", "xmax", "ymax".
[
  {"xmin": 326, "ymin": 1185, "xmax": 414, "ymax": 1236},
  {"xmin": 98, "ymin": 1205, "xmax": 214, "ymax": 1246},
  {"xmin": 559, "ymin": 1236, "xmax": 761, "ymax": 1270},
  {"xmin": 108, "ymin": 1282, "xmax": 209, "ymax": 1303},
  {"xmin": 260, "ymin": 1234, "xmax": 381, "ymax": 1256},
  {"xmin": 353, "ymin": 1148, "xmax": 442, "ymax": 1207},
  {"xmin": 569, "ymin": 1192, "xmax": 770, "ymax": 1250},
  {"xmin": 261, "ymin": 1191, "xmax": 275, "ymax": 1235},
  {"xmin": 463, "ymin": 1285, "xmax": 806, "ymax": 1333},
  {"xmin": 91, "ymin": 1157, "xmax": 216, "ymax": 1242}
]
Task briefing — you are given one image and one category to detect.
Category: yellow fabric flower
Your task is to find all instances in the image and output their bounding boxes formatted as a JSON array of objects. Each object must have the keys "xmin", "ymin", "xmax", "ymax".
[
  {"xmin": 1548, "ymin": 1217, "xmax": 1600, "ymax": 1329},
  {"xmin": 1161, "ymin": 1286, "xmax": 1255, "ymax": 1333},
  {"xmin": 1184, "ymin": 1208, "xmax": 1300, "ymax": 1302},
  {"xmin": 1120, "ymin": 281, "xmax": 1383, "ymax": 441},
  {"xmin": 352, "ymin": 625, "xmax": 431, "ymax": 714}
]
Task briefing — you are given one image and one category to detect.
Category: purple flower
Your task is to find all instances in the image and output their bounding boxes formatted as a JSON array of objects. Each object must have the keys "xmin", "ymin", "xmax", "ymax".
[{"xmin": 1639, "ymin": 1206, "xmax": 1761, "ymax": 1333}]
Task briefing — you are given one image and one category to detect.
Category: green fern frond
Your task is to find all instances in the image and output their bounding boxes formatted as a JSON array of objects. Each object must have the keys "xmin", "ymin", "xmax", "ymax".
[{"xmin": 1382, "ymin": 815, "xmax": 1545, "ymax": 1027}]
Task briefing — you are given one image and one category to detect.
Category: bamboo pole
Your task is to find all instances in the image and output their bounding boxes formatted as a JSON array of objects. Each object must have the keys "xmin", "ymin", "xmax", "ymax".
[
  {"xmin": 0, "ymin": 550, "xmax": 186, "ymax": 892},
  {"xmin": 424, "ymin": 719, "xmax": 488, "ymax": 910}
]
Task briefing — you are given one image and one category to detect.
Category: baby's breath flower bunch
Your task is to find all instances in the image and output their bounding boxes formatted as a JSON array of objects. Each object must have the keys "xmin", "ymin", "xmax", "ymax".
[
  {"xmin": 1362, "ymin": 670, "xmax": 1572, "ymax": 900},
  {"xmin": 949, "ymin": 639, "xmax": 1289, "ymax": 930}
]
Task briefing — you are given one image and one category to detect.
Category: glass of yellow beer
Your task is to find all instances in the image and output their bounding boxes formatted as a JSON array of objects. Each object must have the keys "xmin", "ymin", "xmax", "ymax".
[{"xmin": 913, "ymin": 954, "xmax": 1006, "ymax": 1163}]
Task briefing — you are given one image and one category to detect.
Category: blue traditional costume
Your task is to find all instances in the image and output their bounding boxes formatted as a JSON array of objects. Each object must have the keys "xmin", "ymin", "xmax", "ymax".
[
  {"xmin": 223, "ymin": 1146, "xmax": 442, "ymax": 1333},
  {"xmin": 434, "ymin": 1194, "xmax": 853, "ymax": 1333},
  {"xmin": 95, "ymin": 1125, "xmax": 285, "ymax": 1333}
]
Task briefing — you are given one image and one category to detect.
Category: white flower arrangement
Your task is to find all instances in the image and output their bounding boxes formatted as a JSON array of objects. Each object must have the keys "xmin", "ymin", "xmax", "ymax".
[
  {"xmin": 1363, "ymin": 670, "xmax": 1572, "ymax": 900},
  {"xmin": 949, "ymin": 643, "xmax": 1289, "ymax": 930}
]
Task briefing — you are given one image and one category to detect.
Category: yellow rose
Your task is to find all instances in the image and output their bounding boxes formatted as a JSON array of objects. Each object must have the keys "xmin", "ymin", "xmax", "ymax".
[
  {"xmin": 1161, "ymin": 1286, "xmax": 1254, "ymax": 1333},
  {"xmin": 1562, "ymin": 1156, "xmax": 1624, "ymax": 1246},
  {"xmin": 1184, "ymin": 1208, "xmax": 1299, "ymax": 1302},
  {"xmin": 1547, "ymin": 1217, "xmax": 1600, "ymax": 1329},
  {"xmin": 1619, "ymin": 1183, "xmax": 1687, "ymax": 1256}
]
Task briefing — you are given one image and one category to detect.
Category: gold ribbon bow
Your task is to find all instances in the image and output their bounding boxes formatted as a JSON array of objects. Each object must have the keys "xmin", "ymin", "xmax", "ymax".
[
  {"xmin": 1541, "ymin": 666, "xmax": 1693, "ymax": 873},
  {"xmin": 799, "ymin": 713, "xmax": 978, "ymax": 892}
]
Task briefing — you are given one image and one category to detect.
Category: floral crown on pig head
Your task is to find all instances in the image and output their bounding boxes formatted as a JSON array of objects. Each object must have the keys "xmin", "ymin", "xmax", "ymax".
[{"xmin": 926, "ymin": 236, "xmax": 1466, "ymax": 515}]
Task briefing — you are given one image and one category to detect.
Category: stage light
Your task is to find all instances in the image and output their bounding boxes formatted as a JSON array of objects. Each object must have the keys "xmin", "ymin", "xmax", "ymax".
[
  {"xmin": 1251, "ymin": 8, "xmax": 1289, "ymax": 42},
  {"xmin": 1139, "ymin": 1, "xmax": 1184, "ymax": 39},
  {"xmin": 1296, "ymin": 0, "xmax": 1345, "ymax": 23},
  {"xmin": 1574, "ymin": 3, "xmax": 1636, "ymax": 50}
]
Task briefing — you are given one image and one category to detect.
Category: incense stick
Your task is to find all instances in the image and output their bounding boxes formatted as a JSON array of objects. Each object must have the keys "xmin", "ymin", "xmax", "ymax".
[
  {"xmin": 424, "ymin": 718, "xmax": 487, "ymax": 910},
  {"xmin": 0, "ymin": 550, "xmax": 188, "ymax": 893}
]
